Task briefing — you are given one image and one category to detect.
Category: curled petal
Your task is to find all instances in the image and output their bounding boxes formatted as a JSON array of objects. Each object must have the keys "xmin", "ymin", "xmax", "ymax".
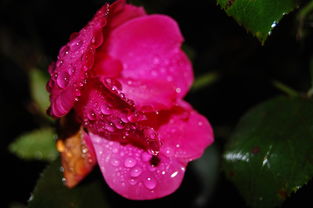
[
  {"xmin": 89, "ymin": 133, "xmax": 186, "ymax": 200},
  {"xmin": 105, "ymin": 15, "xmax": 193, "ymax": 98},
  {"xmin": 48, "ymin": 4, "xmax": 109, "ymax": 117},
  {"xmin": 108, "ymin": 0, "xmax": 146, "ymax": 29}
]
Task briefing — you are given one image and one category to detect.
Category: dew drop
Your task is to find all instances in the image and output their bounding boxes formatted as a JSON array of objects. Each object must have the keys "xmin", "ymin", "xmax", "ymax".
[
  {"xmin": 87, "ymin": 111, "xmax": 96, "ymax": 120},
  {"xmin": 130, "ymin": 167, "xmax": 142, "ymax": 177},
  {"xmin": 175, "ymin": 88, "xmax": 181, "ymax": 93},
  {"xmin": 112, "ymin": 147, "xmax": 118, "ymax": 153},
  {"xmin": 153, "ymin": 57, "xmax": 160, "ymax": 64},
  {"xmin": 100, "ymin": 105, "xmax": 111, "ymax": 115},
  {"xmin": 82, "ymin": 47, "xmax": 95, "ymax": 71},
  {"xmin": 164, "ymin": 147, "xmax": 174, "ymax": 157},
  {"xmin": 62, "ymin": 177, "xmax": 67, "ymax": 185},
  {"xmin": 114, "ymin": 120, "xmax": 125, "ymax": 129},
  {"xmin": 127, "ymin": 112, "xmax": 146, "ymax": 122},
  {"xmin": 68, "ymin": 66, "xmax": 76, "ymax": 75},
  {"xmin": 60, "ymin": 45, "xmax": 70, "ymax": 56},
  {"xmin": 128, "ymin": 178, "xmax": 137, "ymax": 185},
  {"xmin": 56, "ymin": 71, "xmax": 70, "ymax": 88},
  {"xmin": 144, "ymin": 177, "xmax": 156, "ymax": 190},
  {"xmin": 52, "ymin": 72, "xmax": 58, "ymax": 81},
  {"xmin": 124, "ymin": 157, "xmax": 137, "ymax": 168},
  {"xmin": 119, "ymin": 93, "xmax": 125, "ymax": 99},
  {"xmin": 70, "ymin": 40, "xmax": 83, "ymax": 51},
  {"xmin": 105, "ymin": 122, "xmax": 115, "ymax": 132},
  {"xmin": 92, "ymin": 31, "xmax": 104, "ymax": 48},
  {"xmin": 141, "ymin": 152, "xmax": 152, "ymax": 162},
  {"xmin": 110, "ymin": 158, "xmax": 120, "ymax": 167},
  {"xmin": 56, "ymin": 60, "xmax": 63, "ymax": 67}
]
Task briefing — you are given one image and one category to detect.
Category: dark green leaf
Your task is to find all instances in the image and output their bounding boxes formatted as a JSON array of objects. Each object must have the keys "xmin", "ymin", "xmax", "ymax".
[
  {"xmin": 191, "ymin": 145, "xmax": 219, "ymax": 207},
  {"xmin": 223, "ymin": 96, "xmax": 313, "ymax": 207},
  {"xmin": 9, "ymin": 128, "xmax": 57, "ymax": 161},
  {"xmin": 28, "ymin": 159, "xmax": 109, "ymax": 208},
  {"xmin": 217, "ymin": 0, "xmax": 297, "ymax": 44}
]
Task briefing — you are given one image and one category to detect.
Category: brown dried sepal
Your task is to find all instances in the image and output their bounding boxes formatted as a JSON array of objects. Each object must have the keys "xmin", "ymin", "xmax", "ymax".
[{"xmin": 56, "ymin": 127, "xmax": 96, "ymax": 188}]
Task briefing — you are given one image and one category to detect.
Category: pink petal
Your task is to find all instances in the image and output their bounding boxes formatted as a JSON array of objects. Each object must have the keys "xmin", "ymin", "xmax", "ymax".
[
  {"xmin": 89, "ymin": 133, "xmax": 187, "ymax": 200},
  {"xmin": 105, "ymin": 15, "xmax": 193, "ymax": 98},
  {"xmin": 119, "ymin": 78, "xmax": 177, "ymax": 110},
  {"xmin": 158, "ymin": 104, "xmax": 214, "ymax": 161},
  {"xmin": 108, "ymin": 0, "xmax": 146, "ymax": 29},
  {"xmin": 47, "ymin": 4, "xmax": 109, "ymax": 117},
  {"xmin": 74, "ymin": 79, "xmax": 133, "ymax": 138},
  {"xmin": 92, "ymin": 52, "xmax": 123, "ymax": 78}
]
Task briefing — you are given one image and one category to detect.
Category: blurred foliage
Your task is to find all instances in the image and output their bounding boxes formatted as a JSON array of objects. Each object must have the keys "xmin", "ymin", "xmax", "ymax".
[{"xmin": 9, "ymin": 128, "xmax": 57, "ymax": 161}]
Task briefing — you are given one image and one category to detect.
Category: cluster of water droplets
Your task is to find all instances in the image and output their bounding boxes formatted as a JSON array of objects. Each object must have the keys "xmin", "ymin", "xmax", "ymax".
[
  {"xmin": 47, "ymin": 11, "xmax": 108, "ymax": 113},
  {"xmin": 101, "ymin": 139, "xmax": 185, "ymax": 192}
]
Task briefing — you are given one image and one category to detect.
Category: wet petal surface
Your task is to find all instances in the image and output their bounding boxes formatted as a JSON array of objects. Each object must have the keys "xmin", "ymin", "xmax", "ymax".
[{"xmin": 90, "ymin": 133, "xmax": 186, "ymax": 200}]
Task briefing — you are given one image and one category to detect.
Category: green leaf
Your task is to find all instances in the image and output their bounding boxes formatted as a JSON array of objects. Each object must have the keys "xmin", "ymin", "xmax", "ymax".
[
  {"xmin": 191, "ymin": 72, "xmax": 219, "ymax": 91},
  {"xmin": 29, "ymin": 68, "xmax": 50, "ymax": 115},
  {"xmin": 9, "ymin": 128, "xmax": 57, "ymax": 161},
  {"xmin": 223, "ymin": 96, "xmax": 313, "ymax": 207},
  {"xmin": 28, "ymin": 159, "xmax": 109, "ymax": 208},
  {"xmin": 217, "ymin": 0, "xmax": 297, "ymax": 44}
]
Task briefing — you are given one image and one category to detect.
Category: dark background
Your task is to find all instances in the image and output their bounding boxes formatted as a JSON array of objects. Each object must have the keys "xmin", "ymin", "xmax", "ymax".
[{"xmin": 1, "ymin": 0, "xmax": 313, "ymax": 207}]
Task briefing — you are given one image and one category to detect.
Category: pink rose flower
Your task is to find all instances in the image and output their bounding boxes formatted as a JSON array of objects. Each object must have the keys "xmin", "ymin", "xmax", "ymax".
[{"xmin": 47, "ymin": 0, "xmax": 214, "ymax": 200}]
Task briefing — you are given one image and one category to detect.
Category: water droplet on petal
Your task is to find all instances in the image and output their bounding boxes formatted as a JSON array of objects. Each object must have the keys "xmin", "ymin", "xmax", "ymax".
[
  {"xmin": 144, "ymin": 177, "xmax": 156, "ymax": 190},
  {"xmin": 56, "ymin": 72, "xmax": 70, "ymax": 88},
  {"xmin": 175, "ymin": 88, "xmax": 181, "ymax": 93},
  {"xmin": 128, "ymin": 178, "xmax": 137, "ymax": 185},
  {"xmin": 130, "ymin": 167, "xmax": 142, "ymax": 177},
  {"xmin": 62, "ymin": 177, "xmax": 67, "ymax": 185},
  {"xmin": 127, "ymin": 112, "xmax": 146, "ymax": 122},
  {"xmin": 110, "ymin": 158, "xmax": 120, "ymax": 167},
  {"xmin": 52, "ymin": 72, "xmax": 58, "ymax": 81},
  {"xmin": 82, "ymin": 47, "xmax": 95, "ymax": 71},
  {"xmin": 100, "ymin": 105, "xmax": 111, "ymax": 115},
  {"xmin": 70, "ymin": 39, "xmax": 83, "ymax": 52},
  {"xmin": 87, "ymin": 111, "xmax": 96, "ymax": 120},
  {"xmin": 92, "ymin": 31, "xmax": 104, "ymax": 48},
  {"xmin": 114, "ymin": 120, "xmax": 125, "ymax": 129},
  {"xmin": 56, "ymin": 60, "xmax": 63, "ymax": 67},
  {"xmin": 105, "ymin": 122, "xmax": 115, "ymax": 132},
  {"xmin": 141, "ymin": 152, "xmax": 152, "ymax": 162},
  {"xmin": 60, "ymin": 45, "xmax": 70, "ymax": 56},
  {"xmin": 124, "ymin": 157, "xmax": 136, "ymax": 168},
  {"xmin": 68, "ymin": 66, "xmax": 75, "ymax": 75}
]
